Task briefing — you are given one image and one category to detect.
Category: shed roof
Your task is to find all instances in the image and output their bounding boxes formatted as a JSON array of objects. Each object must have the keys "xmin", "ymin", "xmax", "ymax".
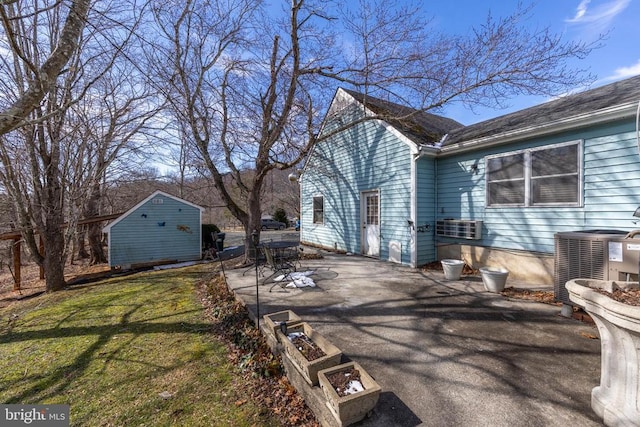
[
  {"xmin": 444, "ymin": 74, "xmax": 640, "ymax": 146},
  {"xmin": 103, "ymin": 190, "xmax": 203, "ymax": 233},
  {"xmin": 342, "ymin": 89, "xmax": 463, "ymax": 145}
]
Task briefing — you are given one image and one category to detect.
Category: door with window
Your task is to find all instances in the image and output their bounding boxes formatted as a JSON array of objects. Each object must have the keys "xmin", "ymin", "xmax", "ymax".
[{"xmin": 361, "ymin": 190, "xmax": 380, "ymax": 257}]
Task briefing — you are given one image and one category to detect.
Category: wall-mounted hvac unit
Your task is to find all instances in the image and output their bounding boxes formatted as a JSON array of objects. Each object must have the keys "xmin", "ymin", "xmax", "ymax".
[{"xmin": 435, "ymin": 220, "xmax": 482, "ymax": 240}]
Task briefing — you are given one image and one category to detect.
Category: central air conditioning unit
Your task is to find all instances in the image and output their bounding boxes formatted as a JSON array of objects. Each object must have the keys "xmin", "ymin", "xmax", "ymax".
[
  {"xmin": 435, "ymin": 220, "xmax": 482, "ymax": 240},
  {"xmin": 554, "ymin": 230, "xmax": 640, "ymax": 309}
]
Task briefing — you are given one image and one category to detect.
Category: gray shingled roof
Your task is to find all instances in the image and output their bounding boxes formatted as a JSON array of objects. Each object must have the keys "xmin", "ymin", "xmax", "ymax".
[
  {"xmin": 343, "ymin": 89, "xmax": 463, "ymax": 145},
  {"xmin": 444, "ymin": 74, "xmax": 640, "ymax": 145}
]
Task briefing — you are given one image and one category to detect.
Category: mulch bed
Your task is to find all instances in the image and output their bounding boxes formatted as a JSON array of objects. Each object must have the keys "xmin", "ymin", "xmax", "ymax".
[
  {"xmin": 422, "ymin": 260, "xmax": 477, "ymax": 275},
  {"xmin": 500, "ymin": 286, "xmax": 559, "ymax": 305},
  {"xmin": 326, "ymin": 367, "xmax": 362, "ymax": 397},
  {"xmin": 595, "ymin": 288, "xmax": 640, "ymax": 306},
  {"xmin": 290, "ymin": 334, "xmax": 326, "ymax": 361}
]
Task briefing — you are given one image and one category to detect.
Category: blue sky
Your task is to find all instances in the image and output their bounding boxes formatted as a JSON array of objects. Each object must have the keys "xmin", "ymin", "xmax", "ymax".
[{"xmin": 431, "ymin": 0, "xmax": 639, "ymax": 124}]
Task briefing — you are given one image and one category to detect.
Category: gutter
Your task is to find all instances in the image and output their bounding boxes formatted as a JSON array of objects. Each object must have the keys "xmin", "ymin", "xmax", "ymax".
[
  {"xmin": 440, "ymin": 102, "xmax": 639, "ymax": 156},
  {"xmin": 414, "ymin": 133, "xmax": 447, "ymax": 160}
]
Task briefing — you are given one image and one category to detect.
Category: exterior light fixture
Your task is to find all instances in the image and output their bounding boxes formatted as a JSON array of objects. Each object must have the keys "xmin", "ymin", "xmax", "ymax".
[{"xmin": 288, "ymin": 169, "xmax": 303, "ymax": 182}]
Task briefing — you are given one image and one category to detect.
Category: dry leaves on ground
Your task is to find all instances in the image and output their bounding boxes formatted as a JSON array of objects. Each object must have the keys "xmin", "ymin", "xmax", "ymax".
[
  {"xmin": 595, "ymin": 288, "xmax": 640, "ymax": 306},
  {"xmin": 197, "ymin": 265, "xmax": 319, "ymax": 427}
]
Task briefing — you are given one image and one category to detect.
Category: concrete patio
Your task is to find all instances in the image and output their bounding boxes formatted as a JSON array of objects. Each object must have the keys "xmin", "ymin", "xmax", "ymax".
[{"xmin": 222, "ymin": 249, "xmax": 603, "ymax": 426}]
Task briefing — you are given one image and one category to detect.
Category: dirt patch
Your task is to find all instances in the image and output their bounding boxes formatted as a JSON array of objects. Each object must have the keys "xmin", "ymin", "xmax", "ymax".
[{"xmin": 0, "ymin": 260, "xmax": 111, "ymax": 309}]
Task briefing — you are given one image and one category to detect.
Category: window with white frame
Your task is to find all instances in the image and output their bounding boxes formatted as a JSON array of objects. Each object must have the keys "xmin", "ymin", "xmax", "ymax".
[
  {"xmin": 313, "ymin": 196, "xmax": 324, "ymax": 223},
  {"xmin": 486, "ymin": 141, "xmax": 582, "ymax": 207}
]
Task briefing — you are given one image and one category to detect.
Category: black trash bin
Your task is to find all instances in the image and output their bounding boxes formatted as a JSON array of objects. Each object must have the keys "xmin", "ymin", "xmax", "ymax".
[{"xmin": 215, "ymin": 232, "xmax": 225, "ymax": 251}]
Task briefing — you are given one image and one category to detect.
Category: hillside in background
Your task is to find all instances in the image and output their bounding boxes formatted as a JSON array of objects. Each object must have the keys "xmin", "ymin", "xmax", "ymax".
[{"xmin": 0, "ymin": 167, "xmax": 300, "ymax": 263}]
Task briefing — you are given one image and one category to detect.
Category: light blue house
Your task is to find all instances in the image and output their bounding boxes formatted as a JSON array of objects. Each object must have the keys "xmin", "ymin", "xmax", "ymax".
[
  {"xmin": 103, "ymin": 190, "xmax": 204, "ymax": 269},
  {"xmin": 300, "ymin": 75, "xmax": 640, "ymax": 285}
]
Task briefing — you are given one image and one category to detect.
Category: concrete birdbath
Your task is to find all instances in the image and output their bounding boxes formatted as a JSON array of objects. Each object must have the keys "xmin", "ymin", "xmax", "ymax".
[{"xmin": 565, "ymin": 278, "xmax": 640, "ymax": 426}]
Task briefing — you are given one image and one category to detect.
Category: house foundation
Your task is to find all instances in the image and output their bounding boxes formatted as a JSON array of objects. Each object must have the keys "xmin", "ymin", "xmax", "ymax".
[{"xmin": 437, "ymin": 244, "xmax": 554, "ymax": 286}]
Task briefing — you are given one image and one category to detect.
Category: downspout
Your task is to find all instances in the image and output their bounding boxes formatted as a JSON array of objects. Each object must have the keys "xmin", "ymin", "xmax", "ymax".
[
  {"xmin": 634, "ymin": 99, "xmax": 640, "ymax": 281},
  {"xmin": 434, "ymin": 156, "xmax": 438, "ymax": 261},
  {"xmin": 434, "ymin": 134, "xmax": 448, "ymax": 235},
  {"xmin": 413, "ymin": 134, "xmax": 447, "ymax": 266},
  {"xmin": 636, "ymin": 100, "xmax": 640, "ymax": 155}
]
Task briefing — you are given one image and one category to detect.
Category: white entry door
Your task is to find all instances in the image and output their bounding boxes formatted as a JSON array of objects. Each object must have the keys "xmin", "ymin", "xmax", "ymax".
[{"xmin": 361, "ymin": 190, "xmax": 380, "ymax": 257}]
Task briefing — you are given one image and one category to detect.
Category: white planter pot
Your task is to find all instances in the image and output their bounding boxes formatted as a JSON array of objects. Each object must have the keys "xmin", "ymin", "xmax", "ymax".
[
  {"xmin": 441, "ymin": 259, "xmax": 464, "ymax": 280},
  {"xmin": 479, "ymin": 267, "xmax": 509, "ymax": 293},
  {"xmin": 566, "ymin": 278, "xmax": 640, "ymax": 427}
]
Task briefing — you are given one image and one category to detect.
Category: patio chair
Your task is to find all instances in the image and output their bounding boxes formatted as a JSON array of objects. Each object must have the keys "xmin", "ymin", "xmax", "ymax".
[
  {"xmin": 242, "ymin": 237, "xmax": 268, "ymax": 277},
  {"xmin": 261, "ymin": 245, "xmax": 297, "ymax": 291},
  {"xmin": 289, "ymin": 245, "xmax": 303, "ymax": 270}
]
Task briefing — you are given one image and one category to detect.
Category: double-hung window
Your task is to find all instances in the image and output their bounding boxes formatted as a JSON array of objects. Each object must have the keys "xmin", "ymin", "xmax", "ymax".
[
  {"xmin": 486, "ymin": 141, "xmax": 582, "ymax": 207},
  {"xmin": 313, "ymin": 196, "xmax": 324, "ymax": 223}
]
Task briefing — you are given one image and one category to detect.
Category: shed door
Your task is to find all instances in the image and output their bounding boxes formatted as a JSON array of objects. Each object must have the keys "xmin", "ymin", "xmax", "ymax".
[{"xmin": 361, "ymin": 190, "xmax": 380, "ymax": 257}]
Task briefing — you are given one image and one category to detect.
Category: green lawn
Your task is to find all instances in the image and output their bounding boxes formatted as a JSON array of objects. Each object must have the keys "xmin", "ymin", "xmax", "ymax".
[{"xmin": 0, "ymin": 265, "xmax": 278, "ymax": 426}]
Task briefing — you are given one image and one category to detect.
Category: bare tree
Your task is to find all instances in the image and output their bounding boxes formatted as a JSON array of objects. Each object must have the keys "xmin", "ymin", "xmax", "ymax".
[
  {"xmin": 0, "ymin": 0, "xmax": 91, "ymax": 136},
  {"xmin": 146, "ymin": 0, "xmax": 599, "ymax": 260},
  {"xmin": 68, "ymin": 61, "xmax": 164, "ymax": 265},
  {"xmin": 0, "ymin": 0, "xmax": 146, "ymax": 290}
]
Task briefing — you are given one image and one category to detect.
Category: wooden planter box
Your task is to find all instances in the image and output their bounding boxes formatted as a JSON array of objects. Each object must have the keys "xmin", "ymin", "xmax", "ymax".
[
  {"xmin": 277, "ymin": 322, "xmax": 342, "ymax": 386},
  {"xmin": 263, "ymin": 310, "xmax": 302, "ymax": 336},
  {"xmin": 318, "ymin": 361, "xmax": 381, "ymax": 426},
  {"xmin": 566, "ymin": 278, "xmax": 640, "ymax": 426}
]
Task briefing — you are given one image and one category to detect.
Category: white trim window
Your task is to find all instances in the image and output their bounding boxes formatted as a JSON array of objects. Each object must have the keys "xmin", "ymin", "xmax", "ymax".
[
  {"xmin": 486, "ymin": 140, "xmax": 582, "ymax": 207},
  {"xmin": 313, "ymin": 196, "xmax": 324, "ymax": 223}
]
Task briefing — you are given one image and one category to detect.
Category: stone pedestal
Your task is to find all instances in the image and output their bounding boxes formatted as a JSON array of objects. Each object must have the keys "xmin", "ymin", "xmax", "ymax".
[{"xmin": 566, "ymin": 278, "xmax": 640, "ymax": 427}]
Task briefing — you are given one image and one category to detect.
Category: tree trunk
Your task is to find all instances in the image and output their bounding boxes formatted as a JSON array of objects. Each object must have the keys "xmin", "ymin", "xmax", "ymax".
[
  {"xmin": 76, "ymin": 228, "xmax": 89, "ymax": 259},
  {"xmin": 84, "ymin": 180, "xmax": 107, "ymax": 265},
  {"xmin": 244, "ymin": 182, "xmax": 264, "ymax": 261},
  {"xmin": 43, "ymin": 224, "xmax": 67, "ymax": 292},
  {"xmin": 88, "ymin": 222, "xmax": 107, "ymax": 264}
]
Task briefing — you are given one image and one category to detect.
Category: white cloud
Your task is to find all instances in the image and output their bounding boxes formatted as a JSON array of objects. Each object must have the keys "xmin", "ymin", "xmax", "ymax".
[
  {"xmin": 600, "ymin": 60, "xmax": 640, "ymax": 82},
  {"xmin": 612, "ymin": 60, "xmax": 640, "ymax": 78},
  {"xmin": 566, "ymin": 0, "xmax": 591, "ymax": 22},
  {"xmin": 565, "ymin": 0, "xmax": 630, "ymax": 25}
]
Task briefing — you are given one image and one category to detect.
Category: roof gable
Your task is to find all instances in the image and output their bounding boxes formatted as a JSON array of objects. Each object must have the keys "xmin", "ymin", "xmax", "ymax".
[
  {"xmin": 103, "ymin": 190, "xmax": 203, "ymax": 232},
  {"xmin": 329, "ymin": 88, "xmax": 462, "ymax": 145}
]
